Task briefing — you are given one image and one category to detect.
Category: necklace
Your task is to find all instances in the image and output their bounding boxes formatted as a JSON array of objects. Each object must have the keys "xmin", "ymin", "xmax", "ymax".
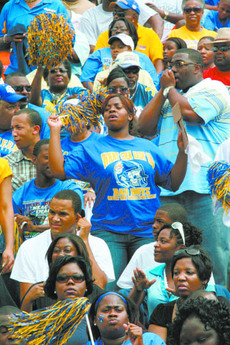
[{"xmin": 24, "ymin": 0, "xmax": 39, "ymax": 3}]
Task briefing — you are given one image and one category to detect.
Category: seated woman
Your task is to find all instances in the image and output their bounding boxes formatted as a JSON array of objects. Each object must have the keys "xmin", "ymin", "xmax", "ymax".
[
  {"xmin": 128, "ymin": 222, "xmax": 206, "ymax": 319},
  {"xmin": 168, "ymin": 297, "xmax": 230, "ymax": 345},
  {"xmin": 85, "ymin": 291, "xmax": 166, "ymax": 345},
  {"xmin": 29, "ymin": 59, "xmax": 87, "ymax": 113},
  {"xmin": 163, "ymin": 38, "xmax": 187, "ymax": 70},
  {"xmin": 21, "ymin": 233, "xmax": 103, "ymax": 312},
  {"xmin": 197, "ymin": 36, "xmax": 215, "ymax": 70},
  {"xmin": 10, "ymin": 255, "xmax": 94, "ymax": 345},
  {"xmin": 167, "ymin": 0, "xmax": 216, "ymax": 49},
  {"xmin": 105, "ymin": 66, "xmax": 155, "ymax": 120},
  {"xmin": 148, "ymin": 245, "xmax": 213, "ymax": 342},
  {"xmin": 80, "ymin": 25, "xmax": 158, "ymax": 91}
]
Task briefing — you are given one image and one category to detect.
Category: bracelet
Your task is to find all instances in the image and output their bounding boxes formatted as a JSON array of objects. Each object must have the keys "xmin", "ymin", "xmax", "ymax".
[{"xmin": 163, "ymin": 10, "xmax": 169, "ymax": 20}]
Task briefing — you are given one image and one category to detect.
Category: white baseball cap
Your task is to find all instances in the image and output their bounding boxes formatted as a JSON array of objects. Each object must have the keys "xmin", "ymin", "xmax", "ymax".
[{"xmin": 108, "ymin": 33, "xmax": 134, "ymax": 51}]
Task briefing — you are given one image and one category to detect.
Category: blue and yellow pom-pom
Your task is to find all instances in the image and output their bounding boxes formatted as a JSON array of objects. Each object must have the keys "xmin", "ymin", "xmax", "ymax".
[
  {"xmin": 58, "ymin": 86, "xmax": 109, "ymax": 134},
  {"xmin": 9, "ymin": 297, "xmax": 90, "ymax": 344},
  {"xmin": 27, "ymin": 13, "xmax": 74, "ymax": 69},
  {"xmin": 207, "ymin": 161, "xmax": 230, "ymax": 214}
]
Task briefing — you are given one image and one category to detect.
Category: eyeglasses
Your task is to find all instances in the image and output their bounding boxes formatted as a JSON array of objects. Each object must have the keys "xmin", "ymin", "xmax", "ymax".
[
  {"xmin": 170, "ymin": 61, "xmax": 196, "ymax": 69},
  {"xmin": 113, "ymin": 11, "xmax": 126, "ymax": 18},
  {"xmin": 212, "ymin": 45, "xmax": 230, "ymax": 52},
  {"xmin": 111, "ymin": 27, "xmax": 128, "ymax": 33},
  {"xmin": 123, "ymin": 67, "xmax": 140, "ymax": 75},
  {"xmin": 12, "ymin": 85, "xmax": 32, "ymax": 92},
  {"xmin": 49, "ymin": 68, "xmax": 68, "ymax": 74},
  {"xmin": 175, "ymin": 248, "xmax": 201, "ymax": 256},
  {"xmin": 183, "ymin": 6, "xmax": 203, "ymax": 14},
  {"xmin": 56, "ymin": 274, "xmax": 85, "ymax": 283},
  {"xmin": 108, "ymin": 86, "xmax": 129, "ymax": 94}
]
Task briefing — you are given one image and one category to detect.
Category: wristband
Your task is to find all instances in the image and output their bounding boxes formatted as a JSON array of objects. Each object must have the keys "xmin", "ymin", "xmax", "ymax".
[{"xmin": 2, "ymin": 35, "xmax": 7, "ymax": 43}]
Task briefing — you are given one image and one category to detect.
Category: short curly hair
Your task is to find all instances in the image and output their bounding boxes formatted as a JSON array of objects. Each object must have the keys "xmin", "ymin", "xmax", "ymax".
[
  {"xmin": 171, "ymin": 245, "xmax": 213, "ymax": 286},
  {"xmin": 168, "ymin": 297, "xmax": 230, "ymax": 345},
  {"xmin": 44, "ymin": 255, "xmax": 94, "ymax": 299}
]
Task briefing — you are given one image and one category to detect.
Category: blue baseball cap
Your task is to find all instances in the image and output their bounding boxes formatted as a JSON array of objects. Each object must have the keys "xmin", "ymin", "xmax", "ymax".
[
  {"xmin": 110, "ymin": 0, "xmax": 140, "ymax": 14},
  {"xmin": 0, "ymin": 84, "xmax": 27, "ymax": 103}
]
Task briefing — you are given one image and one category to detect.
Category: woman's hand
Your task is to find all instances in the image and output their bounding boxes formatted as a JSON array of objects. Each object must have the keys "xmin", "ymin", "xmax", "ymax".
[
  {"xmin": 47, "ymin": 115, "xmax": 63, "ymax": 131},
  {"xmin": 132, "ymin": 268, "xmax": 156, "ymax": 292},
  {"xmin": 1, "ymin": 248, "xmax": 14, "ymax": 274},
  {"xmin": 21, "ymin": 282, "xmax": 45, "ymax": 312},
  {"xmin": 4, "ymin": 33, "xmax": 27, "ymax": 43},
  {"xmin": 27, "ymin": 283, "xmax": 45, "ymax": 301},
  {"xmin": 84, "ymin": 190, "xmax": 96, "ymax": 208},
  {"xmin": 124, "ymin": 323, "xmax": 143, "ymax": 345}
]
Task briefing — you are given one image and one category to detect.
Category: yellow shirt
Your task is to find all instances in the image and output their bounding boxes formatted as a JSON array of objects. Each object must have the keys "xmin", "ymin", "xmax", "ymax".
[
  {"xmin": 168, "ymin": 25, "xmax": 217, "ymax": 50},
  {"xmin": 0, "ymin": 158, "xmax": 12, "ymax": 185},
  {"xmin": 94, "ymin": 24, "xmax": 163, "ymax": 66}
]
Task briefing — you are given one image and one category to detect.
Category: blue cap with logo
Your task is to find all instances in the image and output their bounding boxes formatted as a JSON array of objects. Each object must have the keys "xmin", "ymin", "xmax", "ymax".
[
  {"xmin": 0, "ymin": 84, "xmax": 27, "ymax": 102},
  {"xmin": 110, "ymin": 0, "xmax": 140, "ymax": 14}
]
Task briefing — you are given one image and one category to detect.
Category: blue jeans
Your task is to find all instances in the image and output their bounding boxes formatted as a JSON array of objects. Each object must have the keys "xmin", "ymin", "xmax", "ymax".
[
  {"xmin": 92, "ymin": 230, "xmax": 153, "ymax": 291},
  {"xmin": 160, "ymin": 191, "xmax": 230, "ymax": 288}
]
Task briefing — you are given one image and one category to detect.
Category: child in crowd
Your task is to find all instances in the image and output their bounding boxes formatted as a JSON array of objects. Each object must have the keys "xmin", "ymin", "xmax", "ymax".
[{"xmin": 204, "ymin": 0, "xmax": 230, "ymax": 30}]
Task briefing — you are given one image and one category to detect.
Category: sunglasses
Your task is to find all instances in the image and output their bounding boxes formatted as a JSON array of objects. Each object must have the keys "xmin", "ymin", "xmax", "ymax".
[
  {"xmin": 175, "ymin": 248, "xmax": 201, "ymax": 256},
  {"xmin": 49, "ymin": 68, "xmax": 68, "ymax": 74},
  {"xmin": 56, "ymin": 274, "xmax": 85, "ymax": 283},
  {"xmin": 170, "ymin": 61, "xmax": 196, "ymax": 69},
  {"xmin": 13, "ymin": 85, "xmax": 32, "ymax": 92},
  {"xmin": 183, "ymin": 6, "xmax": 203, "ymax": 14},
  {"xmin": 123, "ymin": 67, "xmax": 140, "ymax": 75},
  {"xmin": 113, "ymin": 11, "xmax": 126, "ymax": 18},
  {"xmin": 111, "ymin": 27, "xmax": 128, "ymax": 33},
  {"xmin": 108, "ymin": 87, "xmax": 129, "ymax": 94},
  {"xmin": 212, "ymin": 45, "xmax": 230, "ymax": 52}
]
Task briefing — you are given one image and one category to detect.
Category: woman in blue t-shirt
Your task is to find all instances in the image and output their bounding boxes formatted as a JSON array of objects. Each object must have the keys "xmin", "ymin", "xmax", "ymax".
[
  {"xmin": 84, "ymin": 291, "xmax": 166, "ymax": 345},
  {"xmin": 48, "ymin": 94, "xmax": 187, "ymax": 288}
]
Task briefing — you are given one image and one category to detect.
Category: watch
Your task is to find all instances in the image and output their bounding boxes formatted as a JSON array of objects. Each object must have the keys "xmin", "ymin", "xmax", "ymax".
[{"xmin": 163, "ymin": 86, "xmax": 174, "ymax": 98}]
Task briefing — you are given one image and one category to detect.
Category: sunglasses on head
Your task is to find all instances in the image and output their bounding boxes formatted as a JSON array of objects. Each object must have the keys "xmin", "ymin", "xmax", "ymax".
[
  {"xmin": 183, "ymin": 6, "xmax": 203, "ymax": 14},
  {"xmin": 49, "ymin": 68, "xmax": 68, "ymax": 74},
  {"xmin": 13, "ymin": 85, "xmax": 32, "ymax": 92},
  {"xmin": 108, "ymin": 86, "xmax": 129, "ymax": 94},
  {"xmin": 56, "ymin": 273, "xmax": 85, "ymax": 283},
  {"xmin": 212, "ymin": 45, "xmax": 230, "ymax": 52},
  {"xmin": 175, "ymin": 248, "xmax": 201, "ymax": 256}
]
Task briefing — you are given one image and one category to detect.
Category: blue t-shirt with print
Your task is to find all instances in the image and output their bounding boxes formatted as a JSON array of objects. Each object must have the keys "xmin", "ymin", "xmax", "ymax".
[
  {"xmin": 64, "ymin": 135, "xmax": 174, "ymax": 237},
  {"xmin": 13, "ymin": 178, "xmax": 83, "ymax": 228}
]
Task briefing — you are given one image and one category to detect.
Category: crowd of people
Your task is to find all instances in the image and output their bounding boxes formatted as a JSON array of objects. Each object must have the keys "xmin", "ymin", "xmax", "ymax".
[{"xmin": 0, "ymin": 0, "xmax": 229, "ymax": 343}]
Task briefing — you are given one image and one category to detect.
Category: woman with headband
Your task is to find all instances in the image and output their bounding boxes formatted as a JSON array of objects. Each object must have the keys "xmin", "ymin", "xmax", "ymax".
[
  {"xmin": 128, "ymin": 222, "xmax": 203, "ymax": 319},
  {"xmin": 148, "ymin": 245, "xmax": 213, "ymax": 343},
  {"xmin": 85, "ymin": 292, "xmax": 166, "ymax": 345}
]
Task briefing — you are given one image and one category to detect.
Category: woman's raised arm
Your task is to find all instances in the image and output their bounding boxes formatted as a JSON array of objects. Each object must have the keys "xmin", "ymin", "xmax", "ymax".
[{"xmin": 48, "ymin": 116, "xmax": 66, "ymax": 180}]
